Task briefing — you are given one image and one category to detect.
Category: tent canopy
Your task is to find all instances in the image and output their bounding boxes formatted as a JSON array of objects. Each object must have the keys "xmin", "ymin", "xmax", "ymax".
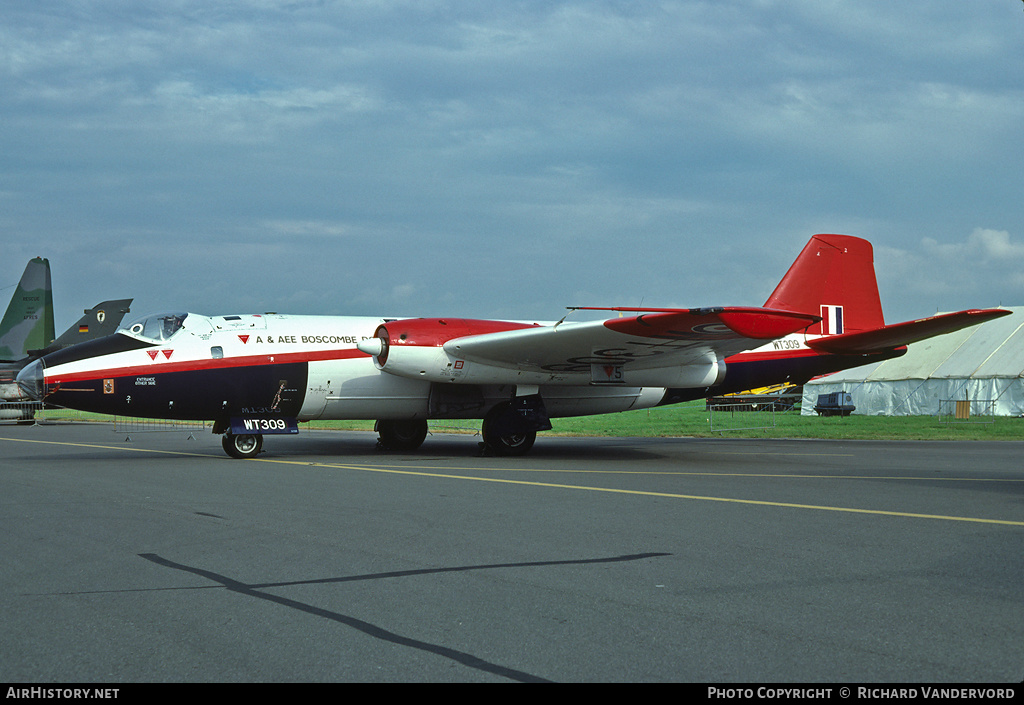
[{"xmin": 802, "ymin": 307, "xmax": 1024, "ymax": 416}]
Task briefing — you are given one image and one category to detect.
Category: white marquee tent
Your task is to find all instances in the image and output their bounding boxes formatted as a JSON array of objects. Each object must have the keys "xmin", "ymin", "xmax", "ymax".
[{"xmin": 802, "ymin": 307, "xmax": 1024, "ymax": 416}]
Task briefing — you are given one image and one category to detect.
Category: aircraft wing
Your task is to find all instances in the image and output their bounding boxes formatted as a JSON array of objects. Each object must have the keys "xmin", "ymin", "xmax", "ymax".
[
  {"xmin": 443, "ymin": 307, "xmax": 820, "ymax": 373},
  {"xmin": 805, "ymin": 308, "xmax": 1011, "ymax": 355}
]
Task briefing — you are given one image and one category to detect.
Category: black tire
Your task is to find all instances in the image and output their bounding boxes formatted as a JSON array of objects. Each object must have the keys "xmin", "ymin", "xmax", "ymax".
[
  {"xmin": 481, "ymin": 408, "xmax": 537, "ymax": 456},
  {"xmin": 222, "ymin": 433, "xmax": 263, "ymax": 459},
  {"xmin": 376, "ymin": 419, "xmax": 428, "ymax": 451}
]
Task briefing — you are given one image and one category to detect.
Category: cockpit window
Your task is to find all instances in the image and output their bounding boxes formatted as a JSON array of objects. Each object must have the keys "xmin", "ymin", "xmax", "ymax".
[{"xmin": 121, "ymin": 312, "xmax": 189, "ymax": 342}]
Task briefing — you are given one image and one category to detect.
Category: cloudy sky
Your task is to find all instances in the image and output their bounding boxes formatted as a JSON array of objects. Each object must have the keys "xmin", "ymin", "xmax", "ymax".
[{"xmin": 2, "ymin": 1, "xmax": 1022, "ymax": 333}]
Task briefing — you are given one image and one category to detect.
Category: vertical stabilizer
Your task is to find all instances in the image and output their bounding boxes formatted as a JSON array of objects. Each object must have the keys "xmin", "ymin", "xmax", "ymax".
[
  {"xmin": 764, "ymin": 234, "xmax": 884, "ymax": 336},
  {"xmin": 0, "ymin": 258, "xmax": 55, "ymax": 361},
  {"xmin": 46, "ymin": 299, "xmax": 133, "ymax": 353}
]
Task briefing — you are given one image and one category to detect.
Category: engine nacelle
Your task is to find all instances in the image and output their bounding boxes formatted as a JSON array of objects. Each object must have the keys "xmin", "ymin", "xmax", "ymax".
[
  {"xmin": 621, "ymin": 356, "xmax": 725, "ymax": 388},
  {"xmin": 357, "ymin": 318, "xmax": 541, "ymax": 384},
  {"xmin": 356, "ymin": 317, "xmax": 728, "ymax": 389}
]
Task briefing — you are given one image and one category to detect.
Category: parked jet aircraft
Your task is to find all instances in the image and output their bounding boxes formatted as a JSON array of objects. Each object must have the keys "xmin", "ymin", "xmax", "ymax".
[
  {"xmin": 16, "ymin": 234, "xmax": 1008, "ymax": 456},
  {"xmin": 1, "ymin": 257, "xmax": 132, "ymax": 420}
]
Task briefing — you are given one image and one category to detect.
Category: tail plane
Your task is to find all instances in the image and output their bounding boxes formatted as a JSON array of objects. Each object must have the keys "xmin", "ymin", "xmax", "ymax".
[{"xmin": 763, "ymin": 233, "xmax": 1009, "ymax": 354}]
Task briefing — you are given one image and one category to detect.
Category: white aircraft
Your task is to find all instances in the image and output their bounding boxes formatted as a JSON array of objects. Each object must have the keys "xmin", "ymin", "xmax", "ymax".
[{"xmin": 16, "ymin": 234, "xmax": 1008, "ymax": 457}]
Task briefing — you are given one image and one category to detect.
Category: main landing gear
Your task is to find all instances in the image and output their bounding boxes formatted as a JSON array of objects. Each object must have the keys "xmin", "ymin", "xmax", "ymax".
[
  {"xmin": 372, "ymin": 414, "xmax": 536, "ymax": 456},
  {"xmin": 372, "ymin": 394, "xmax": 550, "ymax": 457},
  {"xmin": 478, "ymin": 395, "xmax": 549, "ymax": 456},
  {"xmin": 480, "ymin": 418, "xmax": 536, "ymax": 456},
  {"xmin": 375, "ymin": 419, "xmax": 429, "ymax": 451}
]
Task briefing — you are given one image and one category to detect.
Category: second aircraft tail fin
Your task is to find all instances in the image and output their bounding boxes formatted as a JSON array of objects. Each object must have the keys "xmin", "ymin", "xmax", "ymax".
[
  {"xmin": 0, "ymin": 258, "xmax": 54, "ymax": 362},
  {"xmin": 37, "ymin": 299, "xmax": 134, "ymax": 356}
]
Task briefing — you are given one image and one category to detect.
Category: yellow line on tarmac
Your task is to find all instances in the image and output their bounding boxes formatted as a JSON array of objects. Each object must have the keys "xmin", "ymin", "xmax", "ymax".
[
  {"xmin": 4, "ymin": 435, "xmax": 1023, "ymax": 527},
  {"xmin": 324, "ymin": 462, "xmax": 1024, "ymax": 483},
  {"xmin": 0, "ymin": 435, "xmax": 212, "ymax": 458},
  {"xmin": 255, "ymin": 456, "xmax": 1024, "ymax": 527}
]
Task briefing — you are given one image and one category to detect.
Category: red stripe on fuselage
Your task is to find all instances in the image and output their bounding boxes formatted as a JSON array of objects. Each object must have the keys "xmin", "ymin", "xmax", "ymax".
[{"xmin": 46, "ymin": 348, "xmax": 367, "ymax": 385}]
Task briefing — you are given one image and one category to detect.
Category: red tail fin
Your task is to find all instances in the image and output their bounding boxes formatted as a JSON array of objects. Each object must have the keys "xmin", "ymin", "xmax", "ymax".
[{"xmin": 764, "ymin": 234, "xmax": 885, "ymax": 336}]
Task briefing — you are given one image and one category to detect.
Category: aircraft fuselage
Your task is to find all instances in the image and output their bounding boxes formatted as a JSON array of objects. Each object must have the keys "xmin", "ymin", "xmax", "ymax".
[{"xmin": 22, "ymin": 312, "xmax": 678, "ymax": 427}]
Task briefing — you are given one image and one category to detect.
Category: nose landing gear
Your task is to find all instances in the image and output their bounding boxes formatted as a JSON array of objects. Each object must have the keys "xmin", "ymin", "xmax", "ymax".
[{"xmin": 222, "ymin": 432, "xmax": 263, "ymax": 459}]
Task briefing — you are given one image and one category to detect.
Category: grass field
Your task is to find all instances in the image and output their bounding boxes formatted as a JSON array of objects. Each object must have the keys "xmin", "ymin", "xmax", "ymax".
[
  {"xmin": 23, "ymin": 401, "xmax": 1023, "ymax": 442},
  {"xmin": 546, "ymin": 401, "xmax": 1024, "ymax": 441}
]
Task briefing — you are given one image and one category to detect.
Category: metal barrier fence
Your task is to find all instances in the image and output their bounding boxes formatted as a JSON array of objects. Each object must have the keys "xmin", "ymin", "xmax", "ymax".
[
  {"xmin": 2, "ymin": 404, "xmax": 208, "ymax": 439},
  {"xmin": 113, "ymin": 416, "xmax": 208, "ymax": 440},
  {"xmin": 0, "ymin": 401, "xmax": 38, "ymax": 423},
  {"xmin": 0, "ymin": 402, "xmax": 90, "ymax": 424},
  {"xmin": 707, "ymin": 401, "xmax": 782, "ymax": 433},
  {"xmin": 426, "ymin": 421, "xmax": 481, "ymax": 436}
]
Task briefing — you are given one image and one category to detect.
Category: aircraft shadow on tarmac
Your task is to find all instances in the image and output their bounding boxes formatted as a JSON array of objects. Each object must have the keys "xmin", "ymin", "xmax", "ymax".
[{"xmin": 135, "ymin": 551, "xmax": 671, "ymax": 683}]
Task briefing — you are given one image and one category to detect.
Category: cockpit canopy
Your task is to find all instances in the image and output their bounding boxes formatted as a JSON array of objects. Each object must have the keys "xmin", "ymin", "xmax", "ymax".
[{"xmin": 120, "ymin": 312, "xmax": 190, "ymax": 342}]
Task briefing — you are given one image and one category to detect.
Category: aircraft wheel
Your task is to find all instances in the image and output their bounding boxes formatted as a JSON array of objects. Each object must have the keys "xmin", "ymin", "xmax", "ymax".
[
  {"xmin": 376, "ymin": 419, "xmax": 428, "ymax": 451},
  {"xmin": 485, "ymin": 429, "xmax": 536, "ymax": 456},
  {"xmin": 481, "ymin": 411, "xmax": 536, "ymax": 456},
  {"xmin": 222, "ymin": 433, "xmax": 263, "ymax": 459}
]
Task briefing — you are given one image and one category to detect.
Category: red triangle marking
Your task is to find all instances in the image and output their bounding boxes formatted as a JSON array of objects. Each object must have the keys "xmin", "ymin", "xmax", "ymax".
[
  {"xmin": 238, "ymin": 335, "xmax": 250, "ymax": 344},
  {"xmin": 162, "ymin": 350, "xmax": 173, "ymax": 359},
  {"xmin": 147, "ymin": 350, "xmax": 158, "ymax": 360}
]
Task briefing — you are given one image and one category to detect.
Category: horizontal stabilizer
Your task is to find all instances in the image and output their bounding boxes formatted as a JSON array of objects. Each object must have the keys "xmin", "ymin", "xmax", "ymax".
[{"xmin": 805, "ymin": 308, "xmax": 1011, "ymax": 354}]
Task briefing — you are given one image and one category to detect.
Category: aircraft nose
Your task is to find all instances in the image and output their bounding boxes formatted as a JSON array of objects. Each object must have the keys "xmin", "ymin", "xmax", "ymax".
[{"xmin": 16, "ymin": 359, "xmax": 45, "ymax": 401}]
